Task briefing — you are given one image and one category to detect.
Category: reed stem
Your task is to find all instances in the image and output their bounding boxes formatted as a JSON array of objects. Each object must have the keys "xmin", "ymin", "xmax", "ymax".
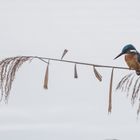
[{"xmin": 32, "ymin": 56, "xmax": 130, "ymax": 70}]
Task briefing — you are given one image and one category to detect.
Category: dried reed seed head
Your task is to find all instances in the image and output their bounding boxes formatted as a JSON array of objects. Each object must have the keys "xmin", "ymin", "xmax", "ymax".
[
  {"xmin": 126, "ymin": 75, "xmax": 135, "ymax": 94},
  {"xmin": 131, "ymin": 77, "xmax": 140, "ymax": 105},
  {"xmin": 137, "ymin": 99, "xmax": 140, "ymax": 116},
  {"xmin": 116, "ymin": 72, "xmax": 140, "ymax": 115},
  {"xmin": 0, "ymin": 56, "xmax": 32, "ymax": 101},
  {"xmin": 116, "ymin": 73, "xmax": 134, "ymax": 91}
]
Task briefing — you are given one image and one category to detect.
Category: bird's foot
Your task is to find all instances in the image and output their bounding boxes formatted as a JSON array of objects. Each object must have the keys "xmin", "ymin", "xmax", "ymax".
[{"xmin": 129, "ymin": 67, "xmax": 133, "ymax": 70}]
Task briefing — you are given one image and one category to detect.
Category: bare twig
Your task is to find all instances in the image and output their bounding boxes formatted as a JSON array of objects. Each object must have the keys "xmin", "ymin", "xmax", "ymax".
[{"xmin": 0, "ymin": 55, "xmax": 139, "ymax": 116}]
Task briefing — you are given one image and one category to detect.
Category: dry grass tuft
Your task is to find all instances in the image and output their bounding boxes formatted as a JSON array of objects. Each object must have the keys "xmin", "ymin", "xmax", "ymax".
[{"xmin": 0, "ymin": 56, "xmax": 32, "ymax": 102}]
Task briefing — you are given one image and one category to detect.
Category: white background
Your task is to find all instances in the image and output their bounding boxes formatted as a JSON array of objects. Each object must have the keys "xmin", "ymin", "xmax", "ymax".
[{"xmin": 0, "ymin": 0, "xmax": 140, "ymax": 140}]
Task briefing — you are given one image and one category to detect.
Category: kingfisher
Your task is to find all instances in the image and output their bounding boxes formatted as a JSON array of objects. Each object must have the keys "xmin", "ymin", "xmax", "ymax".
[{"xmin": 114, "ymin": 44, "xmax": 140, "ymax": 75}]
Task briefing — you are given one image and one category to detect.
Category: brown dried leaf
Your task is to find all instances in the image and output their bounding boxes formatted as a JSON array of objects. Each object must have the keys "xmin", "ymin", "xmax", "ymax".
[
  {"xmin": 93, "ymin": 66, "xmax": 102, "ymax": 82},
  {"xmin": 44, "ymin": 63, "xmax": 49, "ymax": 89},
  {"xmin": 61, "ymin": 49, "xmax": 68, "ymax": 60},
  {"xmin": 108, "ymin": 68, "xmax": 114, "ymax": 113},
  {"xmin": 74, "ymin": 64, "xmax": 78, "ymax": 78}
]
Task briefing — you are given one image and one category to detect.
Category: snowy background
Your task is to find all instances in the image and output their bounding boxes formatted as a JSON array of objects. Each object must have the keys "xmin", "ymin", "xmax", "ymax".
[{"xmin": 0, "ymin": 0, "xmax": 140, "ymax": 140}]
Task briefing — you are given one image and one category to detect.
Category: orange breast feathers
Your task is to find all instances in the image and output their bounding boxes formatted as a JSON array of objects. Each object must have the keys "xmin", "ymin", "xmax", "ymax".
[{"xmin": 125, "ymin": 54, "xmax": 140, "ymax": 70}]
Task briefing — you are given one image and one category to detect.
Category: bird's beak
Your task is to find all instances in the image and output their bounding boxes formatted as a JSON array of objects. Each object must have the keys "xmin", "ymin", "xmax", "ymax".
[{"xmin": 114, "ymin": 52, "xmax": 124, "ymax": 59}]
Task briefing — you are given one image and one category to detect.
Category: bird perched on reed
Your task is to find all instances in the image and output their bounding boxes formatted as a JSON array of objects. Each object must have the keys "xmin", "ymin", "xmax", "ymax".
[{"xmin": 114, "ymin": 44, "xmax": 140, "ymax": 75}]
